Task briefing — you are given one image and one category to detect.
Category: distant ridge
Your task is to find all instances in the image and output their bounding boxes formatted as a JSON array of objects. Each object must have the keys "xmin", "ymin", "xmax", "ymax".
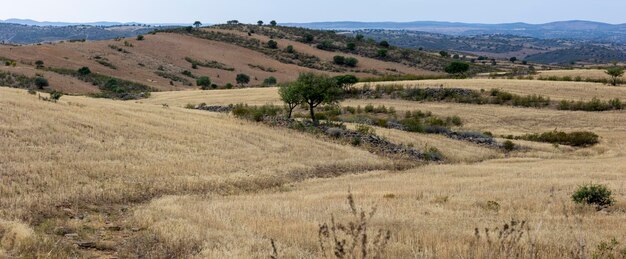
[
  {"xmin": 0, "ymin": 18, "xmax": 189, "ymax": 27},
  {"xmin": 282, "ymin": 20, "xmax": 626, "ymax": 42}
]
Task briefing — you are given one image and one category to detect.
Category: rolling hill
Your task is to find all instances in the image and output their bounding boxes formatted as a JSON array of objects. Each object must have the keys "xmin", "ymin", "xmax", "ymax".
[{"xmin": 0, "ymin": 24, "xmax": 483, "ymax": 95}]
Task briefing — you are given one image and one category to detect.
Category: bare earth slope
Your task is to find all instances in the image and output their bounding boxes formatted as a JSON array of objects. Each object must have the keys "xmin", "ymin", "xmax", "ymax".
[{"xmin": 0, "ymin": 30, "xmax": 439, "ymax": 94}]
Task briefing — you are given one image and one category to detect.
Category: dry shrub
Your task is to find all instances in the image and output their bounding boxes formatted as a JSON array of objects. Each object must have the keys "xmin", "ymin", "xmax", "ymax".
[{"xmin": 317, "ymin": 192, "xmax": 391, "ymax": 259}]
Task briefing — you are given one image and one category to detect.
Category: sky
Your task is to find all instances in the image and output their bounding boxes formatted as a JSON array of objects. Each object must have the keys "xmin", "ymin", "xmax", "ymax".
[{"xmin": 2, "ymin": 0, "xmax": 626, "ymax": 24}]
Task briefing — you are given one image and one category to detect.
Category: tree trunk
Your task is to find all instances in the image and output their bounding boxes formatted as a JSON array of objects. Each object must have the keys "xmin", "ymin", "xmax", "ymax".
[{"xmin": 309, "ymin": 104, "xmax": 317, "ymax": 125}]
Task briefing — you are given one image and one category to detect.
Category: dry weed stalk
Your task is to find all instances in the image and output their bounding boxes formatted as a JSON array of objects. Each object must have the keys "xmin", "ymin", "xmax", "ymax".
[{"xmin": 318, "ymin": 192, "xmax": 391, "ymax": 259}]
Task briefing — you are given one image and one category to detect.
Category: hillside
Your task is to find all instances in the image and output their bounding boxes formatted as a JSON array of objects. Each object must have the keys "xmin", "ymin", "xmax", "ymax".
[{"xmin": 0, "ymin": 24, "xmax": 473, "ymax": 96}]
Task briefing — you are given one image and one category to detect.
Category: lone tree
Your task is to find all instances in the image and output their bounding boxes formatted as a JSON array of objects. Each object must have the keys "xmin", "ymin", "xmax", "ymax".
[
  {"xmin": 294, "ymin": 73, "xmax": 343, "ymax": 125},
  {"xmin": 379, "ymin": 40, "xmax": 390, "ymax": 48},
  {"xmin": 267, "ymin": 40, "xmax": 278, "ymax": 49},
  {"xmin": 510, "ymin": 57, "xmax": 518, "ymax": 63},
  {"xmin": 193, "ymin": 21, "xmax": 202, "ymax": 28},
  {"xmin": 236, "ymin": 73, "xmax": 250, "ymax": 86},
  {"xmin": 34, "ymin": 77, "xmax": 49, "ymax": 89},
  {"xmin": 444, "ymin": 61, "xmax": 470, "ymax": 77},
  {"xmin": 278, "ymin": 82, "xmax": 303, "ymax": 119},
  {"xmin": 196, "ymin": 76, "xmax": 212, "ymax": 90},
  {"xmin": 606, "ymin": 66, "xmax": 624, "ymax": 86},
  {"xmin": 257, "ymin": 20, "xmax": 264, "ymax": 26},
  {"xmin": 270, "ymin": 20, "xmax": 277, "ymax": 26},
  {"xmin": 263, "ymin": 76, "xmax": 277, "ymax": 86}
]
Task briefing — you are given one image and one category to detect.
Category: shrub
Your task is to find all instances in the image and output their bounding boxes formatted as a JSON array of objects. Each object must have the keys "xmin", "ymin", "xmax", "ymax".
[
  {"xmin": 285, "ymin": 45, "xmax": 294, "ymax": 53},
  {"xmin": 355, "ymin": 124, "xmax": 375, "ymax": 135},
  {"xmin": 344, "ymin": 57, "xmax": 358, "ymax": 67},
  {"xmin": 572, "ymin": 184, "xmax": 615, "ymax": 208},
  {"xmin": 35, "ymin": 60, "xmax": 44, "ymax": 68},
  {"xmin": 49, "ymin": 91, "xmax": 63, "ymax": 102},
  {"xmin": 236, "ymin": 74, "xmax": 250, "ymax": 86},
  {"xmin": 333, "ymin": 55, "xmax": 345, "ymax": 65},
  {"xmin": 196, "ymin": 76, "xmax": 212, "ymax": 89},
  {"xmin": 34, "ymin": 77, "xmax": 49, "ymax": 89},
  {"xmin": 232, "ymin": 104, "xmax": 282, "ymax": 122},
  {"xmin": 136, "ymin": 35, "xmax": 144, "ymax": 41},
  {"xmin": 267, "ymin": 40, "xmax": 278, "ymax": 49},
  {"xmin": 262, "ymin": 76, "xmax": 277, "ymax": 86},
  {"xmin": 503, "ymin": 140, "xmax": 516, "ymax": 152},
  {"xmin": 78, "ymin": 66, "xmax": 91, "ymax": 76},
  {"xmin": 517, "ymin": 131, "xmax": 599, "ymax": 147}
]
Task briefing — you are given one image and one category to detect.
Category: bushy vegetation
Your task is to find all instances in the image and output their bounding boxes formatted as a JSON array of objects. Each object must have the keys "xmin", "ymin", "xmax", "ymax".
[
  {"xmin": 196, "ymin": 76, "xmax": 213, "ymax": 89},
  {"xmin": 558, "ymin": 98, "xmax": 623, "ymax": 111},
  {"xmin": 232, "ymin": 104, "xmax": 283, "ymax": 122},
  {"xmin": 47, "ymin": 67, "xmax": 154, "ymax": 99},
  {"xmin": 348, "ymin": 85, "xmax": 552, "ymax": 108},
  {"xmin": 0, "ymin": 71, "xmax": 42, "ymax": 90},
  {"xmin": 572, "ymin": 184, "xmax": 615, "ymax": 208},
  {"xmin": 506, "ymin": 131, "xmax": 599, "ymax": 147},
  {"xmin": 184, "ymin": 57, "xmax": 235, "ymax": 71}
]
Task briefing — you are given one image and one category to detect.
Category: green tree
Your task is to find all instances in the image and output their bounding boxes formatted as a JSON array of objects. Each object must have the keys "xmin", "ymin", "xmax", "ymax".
[
  {"xmin": 439, "ymin": 51, "xmax": 449, "ymax": 57},
  {"xmin": 334, "ymin": 74, "xmax": 358, "ymax": 87},
  {"xmin": 136, "ymin": 35, "xmax": 144, "ymax": 41},
  {"xmin": 34, "ymin": 77, "xmax": 49, "ymax": 89},
  {"xmin": 379, "ymin": 40, "xmax": 390, "ymax": 48},
  {"xmin": 333, "ymin": 55, "xmax": 345, "ymax": 65},
  {"xmin": 344, "ymin": 57, "xmax": 359, "ymax": 67},
  {"xmin": 193, "ymin": 21, "xmax": 202, "ymax": 28},
  {"xmin": 196, "ymin": 76, "xmax": 212, "ymax": 89},
  {"xmin": 267, "ymin": 40, "xmax": 278, "ymax": 49},
  {"xmin": 346, "ymin": 42, "xmax": 356, "ymax": 51},
  {"xmin": 294, "ymin": 73, "xmax": 343, "ymax": 124},
  {"xmin": 270, "ymin": 20, "xmax": 277, "ymax": 26},
  {"xmin": 302, "ymin": 34, "xmax": 314, "ymax": 43},
  {"xmin": 35, "ymin": 60, "xmax": 44, "ymax": 69},
  {"xmin": 77, "ymin": 66, "xmax": 91, "ymax": 76},
  {"xmin": 605, "ymin": 66, "xmax": 624, "ymax": 86},
  {"xmin": 285, "ymin": 45, "xmax": 295, "ymax": 53},
  {"xmin": 510, "ymin": 57, "xmax": 517, "ymax": 63},
  {"xmin": 263, "ymin": 76, "xmax": 277, "ymax": 86},
  {"xmin": 236, "ymin": 74, "xmax": 250, "ymax": 86},
  {"xmin": 278, "ymin": 83, "xmax": 303, "ymax": 119},
  {"xmin": 257, "ymin": 20, "xmax": 264, "ymax": 26},
  {"xmin": 444, "ymin": 61, "xmax": 470, "ymax": 77},
  {"xmin": 377, "ymin": 49, "xmax": 388, "ymax": 58}
]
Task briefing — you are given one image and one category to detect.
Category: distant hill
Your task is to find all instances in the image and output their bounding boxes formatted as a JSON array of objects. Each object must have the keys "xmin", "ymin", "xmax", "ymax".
[
  {"xmin": 351, "ymin": 29, "xmax": 626, "ymax": 64},
  {"xmin": 525, "ymin": 45, "xmax": 626, "ymax": 65},
  {"xmin": 284, "ymin": 20, "xmax": 626, "ymax": 43},
  {"xmin": 0, "ymin": 18, "xmax": 189, "ymax": 27},
  {"xmin": 0, "ymin": 23, "xmax": 167, "ymax": 44}
]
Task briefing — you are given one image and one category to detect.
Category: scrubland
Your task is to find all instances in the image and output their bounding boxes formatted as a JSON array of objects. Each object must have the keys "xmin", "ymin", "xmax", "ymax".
[{"xmin": 1, "ymin": 74, "xmax": 626, "ymax": 258}]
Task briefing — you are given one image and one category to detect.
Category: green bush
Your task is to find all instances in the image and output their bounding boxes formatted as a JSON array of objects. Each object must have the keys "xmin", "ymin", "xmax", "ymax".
[
  {"xmin": 503, "ymin": 140, "xmax": 516, "ymax": 152},
  {"xmin": 136, "ymin": 35, "xmax": 144, "ymax": 41},
  {"xmin": 78, "ymin": 66, "xmax": 91, "ymax": 75},
  {"xmin": 34, "ymin": 77, "xmax": 49, "ymax": 89},
  {"xmin": 572, "ymin": 184, "xmax": 615, "ymax": 208},
  {"xmin": 232, "ymin": 104, "xmax": 282, "ymax": 122},
  {"xmin": 517, "ymin": 131, "xmax": 599, "ymax": 147},
  {"xmin": 196, "ymin": 76, "xmax": 212, "ymax": 89}
]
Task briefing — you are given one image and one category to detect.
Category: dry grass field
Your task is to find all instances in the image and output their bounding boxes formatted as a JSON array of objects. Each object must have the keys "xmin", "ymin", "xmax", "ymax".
[
  {"xmin": 357, "ymin": 78, "xmax": 626, "ymax": 101},
  {"xmin": 1, "ymin": 75, "xmax": 626, "ymax": 258},
  {"xmin": 536, "ymin": 69, "xmax": 624, "ymax": 80}
]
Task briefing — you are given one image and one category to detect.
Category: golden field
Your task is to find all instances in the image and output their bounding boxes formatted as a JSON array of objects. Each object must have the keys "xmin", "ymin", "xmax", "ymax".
[
  {"xmin": 357, "ymin": 78, "xmax": 626, "ymax": 101},
  {"xmin": 1, "ymin": 75, "xmax": 626, "ymax": 258}
]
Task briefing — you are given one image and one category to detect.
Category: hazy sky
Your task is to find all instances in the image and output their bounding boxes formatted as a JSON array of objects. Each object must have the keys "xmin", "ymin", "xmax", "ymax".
[{"xmin": 2, "ymin": 0, "xmax": 626, "ymax": 24}]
